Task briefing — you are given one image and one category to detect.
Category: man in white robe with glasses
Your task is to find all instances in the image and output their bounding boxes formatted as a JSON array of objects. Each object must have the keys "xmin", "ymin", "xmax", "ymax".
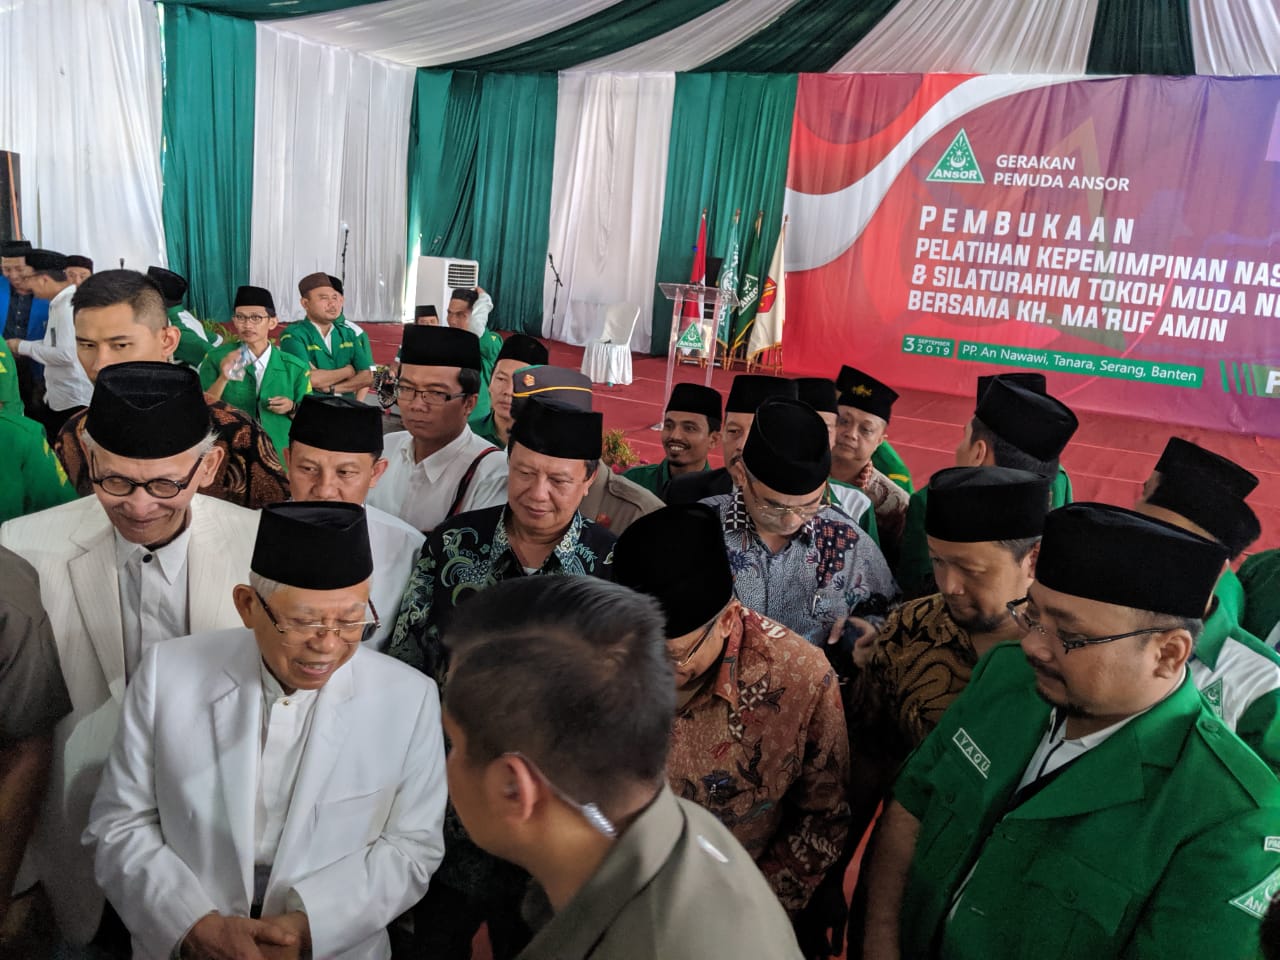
[
  {"xmin": 86, "ymin": 501, "xmax": 447, "ymax": 960},
  {"xmin": 0, "ymin": 361, "xmax": 259, "ymax": 953}
]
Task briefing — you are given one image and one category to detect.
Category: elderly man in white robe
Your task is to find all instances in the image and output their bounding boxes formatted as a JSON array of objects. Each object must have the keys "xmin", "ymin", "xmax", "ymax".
[{"xmin": 85, "ymin": 501, "xmax": 447, "ymax": 960}]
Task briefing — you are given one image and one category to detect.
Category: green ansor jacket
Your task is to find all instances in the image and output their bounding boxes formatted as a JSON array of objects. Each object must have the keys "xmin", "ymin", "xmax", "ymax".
[
  {"xmin": 199, "ymin": 343, "xmax": 311, "ymax": 461},
  {"xmin": 893, "ymin": 643, "xmax": 1280, "ymax": 960}
]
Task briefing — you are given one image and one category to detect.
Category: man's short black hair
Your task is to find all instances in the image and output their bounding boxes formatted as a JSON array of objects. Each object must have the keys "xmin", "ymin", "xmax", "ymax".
[
  {"xmin": 458, "ymin": 368, "xmax": 481, "ymax": 397},
  {"xmin": 71, "ymin": 269, "xmax": 169, "ymax": 331},
  {"xmin": 450, "ymin": 288, "xmax": 480, "ymax": 308},
  {"xmin": 970, "ymin": 417, "xmax": 1059, "ymax": 476},
  {"xmin": 444, "ymin": 576, "xmax": 674, "ymax": 815},
  {"xmin": 32, "ymin": 267, "xmax": 67, "ymax": 283}
]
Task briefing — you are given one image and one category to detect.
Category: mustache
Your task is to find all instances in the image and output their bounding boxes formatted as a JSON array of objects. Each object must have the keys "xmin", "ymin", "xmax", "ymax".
[{"xmin": 1026, "ymin": 656, "xmax": 1065, "ymax": 684}]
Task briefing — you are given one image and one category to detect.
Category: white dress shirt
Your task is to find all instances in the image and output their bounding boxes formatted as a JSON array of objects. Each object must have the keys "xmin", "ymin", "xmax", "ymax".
[
  {"xmin": 254, "ymin": 661, "xmax": 319, "ymax": 903},
  {"xmin": 366, "ymin": 428, "xmax": 508, "ymax": 533},
  {"xmin": 247, "ymin": 343, "xmax": 273, "ymax": 392},
  {"xmin": 365, "ymin": 505, "xmax": 425, "ymax": 651},
  {"xmin": 114, "ymin": 526, "xmax": 193, "ymax": 679},
  {"xmin": 18, "ymin": 284, "xmax": 93, "ymax": 410}
]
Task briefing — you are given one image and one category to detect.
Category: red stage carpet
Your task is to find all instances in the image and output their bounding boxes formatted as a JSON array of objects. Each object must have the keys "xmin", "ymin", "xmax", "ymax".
[{"xmin": 364, "ymin": 326, "xmax": 1280, "ymax": 554}]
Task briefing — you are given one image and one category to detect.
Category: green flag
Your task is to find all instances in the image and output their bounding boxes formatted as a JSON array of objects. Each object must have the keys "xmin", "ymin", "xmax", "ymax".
[
  {"xmin": 715, "ymin": 213, "xmax": 741, "ymax": 347},
  {"xmin": 730, "ymin": 210, "xmax": 764, "ymax": 354}
]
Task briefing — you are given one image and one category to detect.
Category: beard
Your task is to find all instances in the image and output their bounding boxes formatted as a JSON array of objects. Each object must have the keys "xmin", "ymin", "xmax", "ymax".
[{"xmin": 946, "ymin": 601, "xmax": 1007, "ymax": 635}]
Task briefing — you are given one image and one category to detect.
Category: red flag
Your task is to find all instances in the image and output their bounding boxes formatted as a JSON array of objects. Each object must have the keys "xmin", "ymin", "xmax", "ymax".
[{"xmin": 683, "ymin": 210, "xmax": 706, "ymax": 320}]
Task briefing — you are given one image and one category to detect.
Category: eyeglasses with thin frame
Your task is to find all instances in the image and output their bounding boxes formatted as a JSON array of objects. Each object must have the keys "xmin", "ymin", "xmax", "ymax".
[
  {"xmin": 503, "ymin": 750, "xmax": 617, "ymax": 838},
  {"xmin": 743, "ymin": 473, "xmax": 825, "ymax": 521},
  {"xmin": 232, "ymin": 313, "xmax": 273, "ymax": 325},
  {"xmin": 255, "ymin": 589, "xmax": 380, "ymax": 646},
  {"xmin": 392, "ymin": 384, "xmax": 469, "ymax": 407},
  {"xmin": 89, "ymin": 453, "xmax": 207, "ymax": 500},
  {"xmin": 1007, "ymin": 596, "xmax": 1171, "ymax": 654},
  {"xmin": 670, "ymin": 617, "xmax": 719, "ymax": 667}
]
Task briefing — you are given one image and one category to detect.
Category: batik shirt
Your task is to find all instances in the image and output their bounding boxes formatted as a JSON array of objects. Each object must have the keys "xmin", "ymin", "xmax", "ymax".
[
  {"xmin": 387, "ymin": 503, "xmax": 616, "ymax": 898},
  {"xmin": 702, "ymin": 490, "xmax": 898, "ymax": 647},
  {"xmin": 668, "ymin": 605, "xmax": 850, "ymax": 915},
  {"xmin": 55, "ymin": 395, "xmax": 290, "ymax": 509}
]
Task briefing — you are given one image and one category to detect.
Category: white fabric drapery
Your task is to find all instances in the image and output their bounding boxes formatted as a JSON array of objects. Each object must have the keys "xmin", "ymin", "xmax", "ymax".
[
  {"xmin": 250, "ymin": 26, "xmax": 414, "ymax": 325},
  {"xmin": 1189, "ymin": 0, "xmax": 1280, "ymax": 74},
  {"xmin": 0, "ymin": 0, "xmax": 165, "ymax": 270},
  {"xmin": 582, "ymin": 0, "xmax": 804, "ymax": 72},
  {"xmin": 542, "ymin": 72, "xmax": 675, "ymax": 354},
  {"xmin": 266, "ymin": 0, "xmax": 621, "ymax": 67},
  {"xmin": 833, "ymin": 0, "xmax": 1100, "ymax": 74}
]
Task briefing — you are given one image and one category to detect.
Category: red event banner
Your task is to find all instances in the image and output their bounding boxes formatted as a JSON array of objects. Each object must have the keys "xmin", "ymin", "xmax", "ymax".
[{"xmin": 783, "ymin": 74, "xmax": 1280, "ymax": 436}]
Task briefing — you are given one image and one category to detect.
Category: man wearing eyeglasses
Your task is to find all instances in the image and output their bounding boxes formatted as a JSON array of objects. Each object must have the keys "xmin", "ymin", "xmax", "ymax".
[
  {"xmin": 614, "ymin": 503, "xmax": 851, "ymax": 948},
  {"xmin": 442, "ymin": 575, "xmax": 805, "ymax": 959},
  {"xmin": 1132, "ymin": 436, "xmax": 1280, "ymax": 775},
  {"xmin": 705, "ymin": 397, "xmax": 898, "ymax": 654},
  {"xmin": 200, "ymin": 285, "xmax": 313, "ymax": 462},
  {"xmin": 0, "ymin": 362, "xmax": 259, "ymax": 952},
  {"xmin": 86, "ymin": 501, "xmax": 447, "ymax": 960},
  {"xmin": 861, "ymin": 503, "xmax": 1280, "ymax": 960},
  {"xmin": 284, "ymin": 395, "xmax": 424, "ymax": 651},
  {"xmin": 367, "ymin": 324, "xmax": 508, "ymax": 534}
]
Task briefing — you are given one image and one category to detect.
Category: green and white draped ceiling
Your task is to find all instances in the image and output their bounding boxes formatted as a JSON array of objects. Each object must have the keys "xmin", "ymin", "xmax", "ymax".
[{"xmin": 3, "ymin": 0, "xmax": 1279, "ymax": 349}]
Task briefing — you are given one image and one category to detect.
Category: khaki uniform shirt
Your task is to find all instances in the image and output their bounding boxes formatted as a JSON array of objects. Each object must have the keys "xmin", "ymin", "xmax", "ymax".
[{"xmin": 579, "ymin": 468, "xmax": 663, "ymax": 535}]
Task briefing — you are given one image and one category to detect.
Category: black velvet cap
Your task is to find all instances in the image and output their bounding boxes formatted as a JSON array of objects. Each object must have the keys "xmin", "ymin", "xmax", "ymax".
[
  {"xmin": 742, "ymin": 398, "xmax": 832, "ymax": 495},
  {"xmin": 1153, "ymin": 437, "xmax": 1258, "ymax": 500},
  {"xmin": 974, "ymin": 378, "xmax": 1077, "ymax": 462},
  {"xmin": 1035, "ymin": 503, "xmax": 1228, "ymax": 618},
  {"xmin": 298, "ymin": 272, "xmax": 338, "ymax": 297},
  {"xmin": 509, "ymin": 397, "xmax": 602, "ymax": 460},
  {"xmin": 414, "ymin": 304, "xmax": 438, "ymax": 321},
  {"xmin": 497, "ymin": 334, "xmax": 549, "ymax": 368},
  {"xmin": 1, "ymin": 240, "xmax": 31, "ymax": 257},
  {"xmin": 399, "ymin": 324, "xmax": 481, "ymax": 370},
  {"xmin": 252, "ymin": 501, "xmax": 373, "ymax": 590},
  {"xmin": 926, "ymin": 466, "xmax": 1052, "ymax": 542},
  {"xmin": 25, "ymin": 249, "xmax": 67, "ymax": 271},
  {"xmin": 234, "ymin": 285, "xmax": 276, "ymax": 314},
  {"xmin": 510, "ymin": 365, "xmax": 592, "ymax": 411},
  {"xmin": 1145, "ymin": 473, "xmax": 1261, "ymax": 557},
  {"xmin": 836, "ymin": 366, "xmax": 898, "ymax": 423},
  {"xmin": 725, "ymin": 374, "xmax": 797, "ymax": 414},
  {"xmin": 289, "ymin": 395, "xmax": 383, "ymax": 455},
  {"xmin": 86, "ymin": 361, "xmax": 212, "ymax": 459},
  {"xmin": 147, "ymin": 266, "xmax": 188, "ymax": 308},
  {"xmin": 667, "ymin": 382, "xmax": 722, "ymax": 423},
  {"xmin": 794, "ymin": 378, "xmax": 838, "ymax": 415},
  {"xmin": 66, "ymin": 255, "xmax": 93, "ymax": 271},
  {"xmin": 977, "ymin": 372, "xmax": 1046, "ymax": 402},
  {"xmin": 614, "ymin": 504, "xmax": 734, "ymax": 637}
]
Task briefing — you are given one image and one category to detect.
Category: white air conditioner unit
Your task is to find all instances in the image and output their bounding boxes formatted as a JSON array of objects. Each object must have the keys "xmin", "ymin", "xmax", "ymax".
[{"xmin": 412, "ymin": 256, "xmax": 480, "ymax": 323}]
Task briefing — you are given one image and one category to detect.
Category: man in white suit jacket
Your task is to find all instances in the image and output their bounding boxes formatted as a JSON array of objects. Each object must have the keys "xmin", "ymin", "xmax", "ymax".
[
  {"xmin": 0, "ymin": 362, "xmax": 260, "ymax": 947},
  {"xmin": 86, "ymin": 502, "xmax": 446, "ymax": 960}
]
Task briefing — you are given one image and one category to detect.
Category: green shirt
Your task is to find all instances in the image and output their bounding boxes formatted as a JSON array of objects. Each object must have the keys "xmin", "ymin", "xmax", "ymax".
[
  {"xmin": 623, "ymin": 459, "xmax": 711, "ymax": 500},
  {"xmin": 894, "ymin": 642, "xmax": 1280, "ymax": 960},
  {"xmin": 0, "ymin": 338, "xmax": 22, "ymax": 412},
  {"xmin": 1238, "ymin": 549, "xmax": 1280, "ymax": 642},
  {"xmin": 871, "ymin": 440, "xmax": 913, "ymax": 494},
  {"xmin": 167, "ymin": 306, "xmax": 214, "ymax": 368},
  {"xmin": 466, "ymin": 329, "xmax": 504, "ymax": 426},
  {"xmin": 897, "ymin": 465, "xmax": 1072, "ymax": 598},
  {"xmin": 278, "ymin": 317, "xmax": 373, "ymax": 399},
  {"xmin": 198, "ymin": 343, "xmax": 312, "ymax": 462},
  {"xmin": 471, "ymin": 412, "xmax": 505, "ymax": 448},
  {"xmin": 0, "ymin": 408, "xmax": 77, "ymax": 523}
]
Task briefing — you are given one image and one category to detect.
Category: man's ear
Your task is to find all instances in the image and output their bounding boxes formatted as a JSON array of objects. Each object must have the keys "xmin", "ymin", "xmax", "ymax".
[
  {"xmin": 1151, "ymin": 627, "xmax": 1194, "ymax": 679},
  {"xmin": 1022, "ymin": 541, "xmax": 1041, "ymax": 578},
  {"xmin": 232, "ymin": 584, "xmax": 256, "ymax": 627},
  {"xmin": 727, "ymin": 456, "xmax": 746, "ymax": 486},
  {"xmin": 707, "ymin": 430, "xmax": 721, "ymax": 450},
  {"xmin": 491, "ymin": 754, "xmax": 544, "ymax": 827},
  {"xmin": 368, "ymin": 456, "xmax": 389, "ymax": 488}
]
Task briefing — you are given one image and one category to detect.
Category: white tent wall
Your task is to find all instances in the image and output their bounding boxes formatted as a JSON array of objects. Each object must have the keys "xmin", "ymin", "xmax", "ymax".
[
  {"xmin": 0, "ymin": 0, "xmax": 165, "ymax": 271},
  {"xmin": 542, "ymin": 72, "xmax": 676, "ymax": 354},
  {"xmin": 250, "ymin": 25, "xmax": 414, "ymax": 325}
]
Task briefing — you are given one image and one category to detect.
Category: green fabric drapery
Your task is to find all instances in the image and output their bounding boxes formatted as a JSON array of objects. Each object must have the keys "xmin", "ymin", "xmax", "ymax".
[
  {"xmin": 700, "ymin": 0, "xmax": 902, "ymax": 72},
  {"xmin": 161, "ymin": 4, "xmax": 256, "ymax": 323},
  {"xmin": 405, "ymin": 71, "xmax": 556, "ymax": 334},
  {"xmin": 443, "ymin": 0, "xmax": 725, "ymax": 72},
  {"xmin": 1087, "ymin": 0, "xmax": 1195, "ymax": 74},
  {"xmin": 650, "ymin": 73, "xmax": 797, "ymax": 354}
]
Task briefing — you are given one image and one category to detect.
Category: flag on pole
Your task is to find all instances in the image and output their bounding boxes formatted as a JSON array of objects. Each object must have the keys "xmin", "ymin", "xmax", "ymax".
[
  {"xmin": 715, "ymin": 210, "xmax": 742, "ymax": 347},
  {"xmin": 748, "ymin": 216, "xmax": 786, "ymax": 361},
  {"xmin": 730, "ymin": 210, "xmax": 764, "ymax": 353},
  {"xmin": 683, "ymin": 209, "xmax": 707, "ymax": 322}
]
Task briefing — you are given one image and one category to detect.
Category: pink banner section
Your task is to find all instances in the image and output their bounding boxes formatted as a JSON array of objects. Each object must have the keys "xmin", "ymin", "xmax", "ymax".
[{"xmin": 783, "ymin": 74, "xmax": 1280, "ymax": 437}]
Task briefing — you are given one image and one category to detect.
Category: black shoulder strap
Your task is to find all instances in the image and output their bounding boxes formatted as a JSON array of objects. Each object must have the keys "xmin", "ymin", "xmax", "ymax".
[{"xmin": 448, "ymin": 446, "xmax": 502, "ymax": 518}]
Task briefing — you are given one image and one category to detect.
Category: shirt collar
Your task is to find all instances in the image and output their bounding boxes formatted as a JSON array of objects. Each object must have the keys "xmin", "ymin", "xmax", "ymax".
[
  {"xmin": 408, "ymin": 426, "xmax": 475, "ymax": 480},
  {"xmin": 259, "ymin": 658, "xmax": 319, "ymax": 706},
  {"xmin": 51, "ymin": 284, "xmax": 76, "ymax": 309},
  {"xmin": 112, "ymin": 521, "xmax": 194, "ymax": 586},
  {"xmin": 721, "ymin": 486, "xmax": 818, "ymax": 546},
  {"xmin": 493, "ymin": 508, "xmax": 587, "ymax": 574}
]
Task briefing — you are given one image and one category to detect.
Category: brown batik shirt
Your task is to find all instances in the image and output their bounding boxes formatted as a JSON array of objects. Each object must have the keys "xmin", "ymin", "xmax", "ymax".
[
  {"xmin": 667, "ymin": 605, "xmax": 851, "ymax": 915},
  {"xmin": 55, "ymin": 395, "xmax": 290, "ymax": 509}
]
